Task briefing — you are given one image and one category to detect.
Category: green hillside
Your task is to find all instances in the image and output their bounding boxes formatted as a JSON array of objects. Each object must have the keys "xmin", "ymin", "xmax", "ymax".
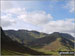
[
  {"xmin": 4, "ymin": 30, "xmax": 47, "ymax": 44},
  {"xmin": 1, "ymin": 27, "xmax": 47, "ymax": 55},
  {"xmin": 28, "ymin": 32, "xmax": 74, "ymax": 54},
  {"xmin": 2, "ymin": 28, "xmax": 74, "ymax": 55}
]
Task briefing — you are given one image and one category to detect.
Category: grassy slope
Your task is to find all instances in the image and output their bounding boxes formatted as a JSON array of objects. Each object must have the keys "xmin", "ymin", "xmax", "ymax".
[
  {"xmin": 2, "ymin": 28, "xmax": 74, "ymax": 55},
  {"xmin": 28, "ymin": 37, "xmax": 74, "ymax": 55},
  {"xmin": 1, "ymin": 28, "xmax": 47, "ymax": 55}
]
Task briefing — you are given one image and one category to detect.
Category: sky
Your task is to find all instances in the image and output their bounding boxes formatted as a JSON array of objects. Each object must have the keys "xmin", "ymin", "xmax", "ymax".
[{"xmin": 1, "ymin": 0, "xmax": 75, "ymax": 37}]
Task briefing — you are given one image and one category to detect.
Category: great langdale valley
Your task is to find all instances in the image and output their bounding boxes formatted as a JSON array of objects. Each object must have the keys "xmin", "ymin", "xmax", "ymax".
[{"xmin": 1, "ymin": 27, "xmax": 74, "ymax": 55}]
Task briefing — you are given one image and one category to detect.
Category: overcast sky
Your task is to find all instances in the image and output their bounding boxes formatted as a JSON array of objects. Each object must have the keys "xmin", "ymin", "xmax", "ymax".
[{"xmin": 1, "ymin": 0, "xmax": 75, "ymax": 37}]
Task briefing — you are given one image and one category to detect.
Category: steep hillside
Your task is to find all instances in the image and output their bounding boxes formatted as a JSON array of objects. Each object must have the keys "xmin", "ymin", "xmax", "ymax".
[
  {"xmin": 1, "ymin": 27, "xmax": 46, "ymax": 55},
  {"xmin": 4, "ymin": 30, "xmax": 47, "ymax": 44},
  {"xmin": 3, "ymin": 29, "xmax": 74, "ymax": 54},
  {"xmin": 4, "ymin": 30, "xmax": 35, "ymax": 43},
  {"xmin": 60, "ymin": 33, "xmax": 74, "ymax": 41},
  {"xmin": 28, "ymin": 32, "xmax": 74, "ymax": 51}
]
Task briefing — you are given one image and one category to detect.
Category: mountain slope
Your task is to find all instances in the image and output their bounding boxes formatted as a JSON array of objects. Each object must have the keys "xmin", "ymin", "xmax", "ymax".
[
  {"xmin": 28, "ymin": 32, "xmax": 74, "ymax": 51},
  {"xmin": 4, "ymin": 30, "xmax": 47, "ymax": 44},
  {"xmin": 1, "ymin": 27, "xmax": 46, "ymax": 55},
  {"xmin": 4, "ymin": 30, "xmax": 35, "ymax": 43},
  {"xmin": 60, "ymin": 33, "xmax": 74, "ymax": 41},
  {"xmin": 3, "ymin": 29, "xmax": 74, "ymax": 52}
]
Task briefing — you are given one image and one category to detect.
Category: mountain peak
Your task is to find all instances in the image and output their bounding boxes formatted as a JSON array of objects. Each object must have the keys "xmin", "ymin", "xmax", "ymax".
[{"xmin": 52, "ymin": 32, "xmax": 60, "ymax": 35}]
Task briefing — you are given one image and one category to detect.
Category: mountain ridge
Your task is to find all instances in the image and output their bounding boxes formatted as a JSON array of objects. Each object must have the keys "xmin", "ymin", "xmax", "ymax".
[
  {"xmin": 1, "ymin": 28, "xmax": 74, "ymax": 55},
  {"xmin": 4, "ymin": 29, "xmax": 47, "ymax": 44},
  {"xmin": 27, "ymin": 32, "xmax": 74, "ymax": 51},
  {"xmin": 1, "ymin": 27, "xmax": 47, "ymax": 55}
]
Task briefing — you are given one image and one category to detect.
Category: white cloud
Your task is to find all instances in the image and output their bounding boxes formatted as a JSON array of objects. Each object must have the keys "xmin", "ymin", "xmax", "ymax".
[
  {"xmin": 1, "ymin": 8, "xmax": 75, "ymax": 37},
  {"xmin": 18, "ymin": 11, "xmax": 53, "ymax": 25},
  {"xmin": 64, "ymin": 0, "xmax": 75, "ymax": 13},
  {"xmin": 3, "ymin": 8, "xmax": 53, "ymax": 25},
  {"xmin": 42, "ymin": 19, "xmax": 75, "ymax": 36},
  {"xmin": 1, "ymin": 1, "xmax": 13, "ymax": 10},
  {"xmin": 1, "ymin": 14, "xmax": 16, "ymax": 27},
  {"xmin": 4, "ymin": 8, "xmax": 26, "ymax": 15}
]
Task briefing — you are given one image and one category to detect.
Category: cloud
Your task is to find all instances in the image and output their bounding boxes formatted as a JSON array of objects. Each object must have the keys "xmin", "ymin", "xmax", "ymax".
[
  {"xmin": 18, "ymin": 11, "xmax": 53, "ymax": 25},
  {"xmin": 42, "ymin": 18, "xmax": 75, "ymax": 36},
  {"xmin": 1, "ymin": 14, "xmax": 16, "ymax": 27},
  {"xmin": 3, "ymin": 8, "xmax": 53, "ymax": 25},
  {"xmin": 1, "ymin": 8, "xmax": 74, "ymax": 37},
  {"xmin": 64, "ymin": 0, "xmax": 75, "ymax": 13},
  {"xmin": 1, "ymin": 1, "xmax": 13, "ymax": 10},
  {"xmin": 4, "ymin": 8, "xmax": 26, "ymax": 15}
]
